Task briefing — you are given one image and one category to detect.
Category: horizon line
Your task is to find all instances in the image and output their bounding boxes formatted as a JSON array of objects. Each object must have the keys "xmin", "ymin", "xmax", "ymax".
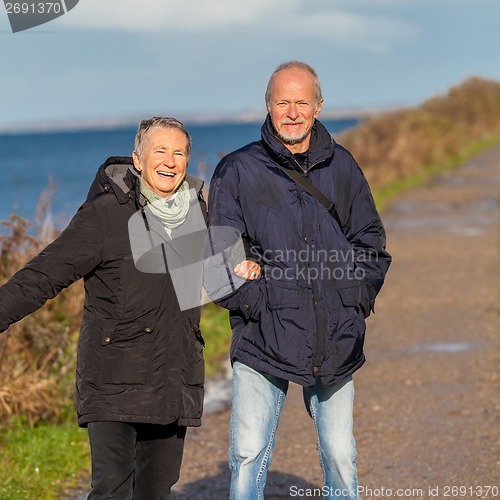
[{"xmin": 0, "ymin": 105, "xmax": 397, "ymax": 135}]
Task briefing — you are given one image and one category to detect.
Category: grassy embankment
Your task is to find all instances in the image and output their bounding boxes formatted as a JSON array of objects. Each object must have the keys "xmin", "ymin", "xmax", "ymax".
[
  {"xmin": 340, "ymin": 76, "xmax": 500, "ymax": 211},
  {"xmin": 0, "ymin": 76, "xmax": 499, "ymax": 498}
]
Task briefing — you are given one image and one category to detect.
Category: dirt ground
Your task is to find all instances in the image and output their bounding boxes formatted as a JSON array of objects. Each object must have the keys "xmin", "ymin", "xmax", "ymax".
[{"xmin": 70, "ymin": 146, "xmax": 500, "ymax": 499}]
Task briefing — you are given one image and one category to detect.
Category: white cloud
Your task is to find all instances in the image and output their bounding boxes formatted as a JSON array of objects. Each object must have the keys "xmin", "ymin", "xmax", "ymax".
[
  {"xmin": 59, "ymin": 0, "xmax": 417, "ymax": 51},
  {"xmin": 60, "ymin": 0, "xmax": 271, "ymax": 32},
  {"xmin": 298, "ymin": 11, "xmax": 418, "ymax": 51}
]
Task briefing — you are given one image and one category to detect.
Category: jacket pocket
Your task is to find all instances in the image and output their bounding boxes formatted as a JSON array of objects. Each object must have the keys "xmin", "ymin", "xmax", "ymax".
[
  {"xmin": 266, "ymin": 279, "xmax": 302, "ymax": 310},
  {"xmin": 180, "ymin": 325, "xmax": 205, "ymax": 420},
  {"xmin": 334, "ymin": 281, "xmax": 362, "ymax": 329},
  {"xmin": 100, "ymin": 316, "xmax": 156, "ymax": 385},
  {"xmin": 337, "ymin": 282, "xmax": 361, "ymax": 309},
  {"xmin": 245, "ymin": 279, "xmax": 313, "ymax": 367},
  {"xmin": 333, "ymin": 282, "xmax": 365, "ymax": 373},
  {"xmin": 183, "ymin": 325, "xmax": 205, "ymax": 386}
]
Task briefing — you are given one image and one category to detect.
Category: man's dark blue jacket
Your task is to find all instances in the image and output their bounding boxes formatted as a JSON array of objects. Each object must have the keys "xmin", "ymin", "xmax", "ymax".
[{"xmin": 207, "ymin": 116, "xmax": 391, "ymax": 386}]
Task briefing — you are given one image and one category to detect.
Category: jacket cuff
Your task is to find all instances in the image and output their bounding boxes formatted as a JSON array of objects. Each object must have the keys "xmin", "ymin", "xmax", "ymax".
[
  {"xmin": 228, "ymin": 236, "xmax": 262, "ymax": 268},
  {"xmin": 239, "ymin": 279, "xmax": 264, "ymax": 321}
]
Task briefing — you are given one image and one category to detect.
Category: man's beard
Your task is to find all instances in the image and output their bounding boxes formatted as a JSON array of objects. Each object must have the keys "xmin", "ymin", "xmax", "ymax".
[{"xmin": 275, "ymin": 122, "xmax": 313, "ymax": 146}]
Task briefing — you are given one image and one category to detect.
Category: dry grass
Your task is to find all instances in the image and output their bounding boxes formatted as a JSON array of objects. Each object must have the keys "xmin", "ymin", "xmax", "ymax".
[
  {"xmin": 339, "ymin": 76, "xmax": 500, "ymax": 189},
  {"xmin": 0, "ymin": 192, "xmax": 84, "ymax": 426}
]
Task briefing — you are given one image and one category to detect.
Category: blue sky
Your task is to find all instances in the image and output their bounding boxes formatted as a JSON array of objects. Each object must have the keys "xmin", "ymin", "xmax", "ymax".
[{"xmin": 0, "ymin": 0, "xmax": 499, "ymax": 129}]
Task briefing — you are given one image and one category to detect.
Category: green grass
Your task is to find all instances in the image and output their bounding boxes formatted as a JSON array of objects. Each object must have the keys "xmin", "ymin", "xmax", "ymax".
[
  {"xmin": 200, "ymin": 302, "xmax": 232, "ymax": 377},
  {"xmin": 0, "ymin": 419, "xmax": 90, "ymax": 499}
]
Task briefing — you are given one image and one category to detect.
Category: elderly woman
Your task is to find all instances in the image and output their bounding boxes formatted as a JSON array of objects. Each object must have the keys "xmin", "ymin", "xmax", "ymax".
[{"xmin": 0, "ymin": 117, "xmax": 260, "ymax": 499}]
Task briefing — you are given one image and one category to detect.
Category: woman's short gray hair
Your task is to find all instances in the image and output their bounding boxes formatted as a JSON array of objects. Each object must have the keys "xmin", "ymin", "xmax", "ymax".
[
  {"xmin": 265, "ymin": 61, "xmax": 323, "ymax": 108},
  {"xmin": 134, "ymin": 117, "xmax": 192, "ymax": 161}
]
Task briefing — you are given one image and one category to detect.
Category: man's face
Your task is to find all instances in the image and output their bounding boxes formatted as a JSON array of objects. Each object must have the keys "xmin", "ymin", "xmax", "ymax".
[
  {"xmin": 267, "ymin": 67, "xmax": 323, "ymax": 153},
  {"xmin": 133, "ymin": 127, "xmax": 189, "ymax": 197}
]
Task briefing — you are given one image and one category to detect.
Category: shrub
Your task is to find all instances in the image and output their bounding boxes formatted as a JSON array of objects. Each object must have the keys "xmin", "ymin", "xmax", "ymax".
[
  {"xmin": 339, "ymin": 76, "xmax": 500, "ymax": 189},
  {"xmin": 0, "ymin": 194, "xmax": 84, "ymax": 426}
]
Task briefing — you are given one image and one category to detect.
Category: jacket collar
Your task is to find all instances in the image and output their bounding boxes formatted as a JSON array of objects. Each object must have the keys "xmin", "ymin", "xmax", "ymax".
[
  {"xmin": 87, "ymin": 156, "xmax": 204, "ymax": 207},
  {"xmin": 260, "ymin": 114, "xmax": 336, "ymax": 171}
]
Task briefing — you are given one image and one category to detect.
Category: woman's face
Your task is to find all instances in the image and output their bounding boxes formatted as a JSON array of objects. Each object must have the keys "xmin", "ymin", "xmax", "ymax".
[{"xmin": 133, "ymin": 127, "xmax": 189, "ymax": 197}]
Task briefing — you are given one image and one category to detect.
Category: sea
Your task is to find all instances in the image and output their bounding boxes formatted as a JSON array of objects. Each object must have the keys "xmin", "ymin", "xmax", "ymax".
[{"xmin": 0, "ymin": 118, "xmax": 358, "ymax": 231}]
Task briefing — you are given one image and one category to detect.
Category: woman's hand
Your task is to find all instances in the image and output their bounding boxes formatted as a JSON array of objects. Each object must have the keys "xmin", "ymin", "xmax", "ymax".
[{"xmin": 234, "ymin": 260, "xmax": 261, "ymax": 281}]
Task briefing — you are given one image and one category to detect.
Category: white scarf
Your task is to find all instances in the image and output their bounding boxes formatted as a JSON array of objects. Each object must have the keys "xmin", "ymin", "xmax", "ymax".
[{"xmin": 140, "ymin": 178, "xmax": 190, "ymax": 237}]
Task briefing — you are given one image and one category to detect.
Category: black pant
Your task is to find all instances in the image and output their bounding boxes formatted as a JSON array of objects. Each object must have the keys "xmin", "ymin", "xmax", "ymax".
[{"xmin": 86, "ymin": 421, "xmax": 186, "ymax": 500}]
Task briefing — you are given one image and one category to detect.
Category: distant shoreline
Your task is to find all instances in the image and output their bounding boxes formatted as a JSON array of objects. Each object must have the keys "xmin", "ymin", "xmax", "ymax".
[{"xmin": 0, "ymin": 107, "xmax": 389, "ymax": 135}]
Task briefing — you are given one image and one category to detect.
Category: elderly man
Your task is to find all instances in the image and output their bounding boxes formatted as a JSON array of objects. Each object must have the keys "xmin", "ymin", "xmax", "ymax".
[
  {"xmin": 0, "ymin": 117, "xmax": 259, "ymax": 499},
  {"xmin": 207, "ymin": 62, "xmax": 391, "ymax": 499}
]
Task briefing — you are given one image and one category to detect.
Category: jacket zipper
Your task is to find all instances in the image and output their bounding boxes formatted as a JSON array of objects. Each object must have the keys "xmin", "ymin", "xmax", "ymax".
[{"xmin": 290, "ymin": 160, "xmax": 327, "ymax": 378}]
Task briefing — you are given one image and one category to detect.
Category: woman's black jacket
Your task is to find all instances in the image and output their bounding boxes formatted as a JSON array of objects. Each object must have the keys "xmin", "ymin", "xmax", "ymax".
[{"xmin": 0, "ymin": 157, "xmax": 206, "ymax": 427}]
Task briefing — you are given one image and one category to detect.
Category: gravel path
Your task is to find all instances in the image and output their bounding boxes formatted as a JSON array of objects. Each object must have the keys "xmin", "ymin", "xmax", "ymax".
[{"xmin": 70, "ymin": 146, "xmax": 500, "ymax": 499}]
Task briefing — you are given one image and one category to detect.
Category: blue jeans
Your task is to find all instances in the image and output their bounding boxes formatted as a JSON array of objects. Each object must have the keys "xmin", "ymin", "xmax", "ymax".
[{"xmin": 229, "ymin": 362, "xmax": 359, "ymax": 500}]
